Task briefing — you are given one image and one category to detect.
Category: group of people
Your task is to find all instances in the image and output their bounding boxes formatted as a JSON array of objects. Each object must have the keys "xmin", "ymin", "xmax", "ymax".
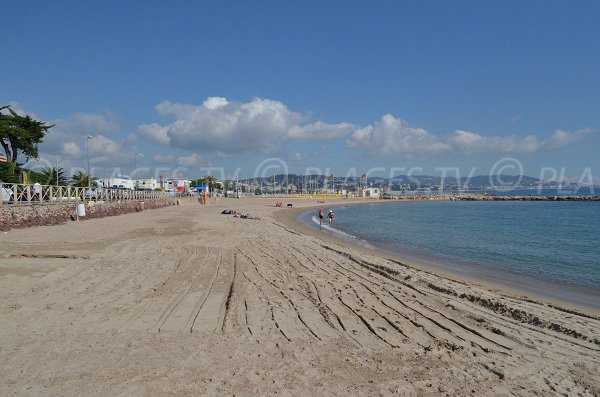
[
  {"xmin": 220, "ymin": 209, "xmax": 261, "ymax": 220},
  {"xmin": 318, "ymin": 208, "xmax": 335, "ymax": 225}
]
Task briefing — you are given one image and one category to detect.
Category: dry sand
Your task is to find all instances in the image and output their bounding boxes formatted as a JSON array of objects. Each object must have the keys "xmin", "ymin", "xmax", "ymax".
[{"xmin": 1, "ymin": 197, "xmax": 599, "ymax": 396}]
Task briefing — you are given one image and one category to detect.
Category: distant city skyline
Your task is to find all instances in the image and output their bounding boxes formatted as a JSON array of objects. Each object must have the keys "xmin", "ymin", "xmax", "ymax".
[{"xmin": 2, "ymin": 1, "xmax": 599, "ymax": 182}]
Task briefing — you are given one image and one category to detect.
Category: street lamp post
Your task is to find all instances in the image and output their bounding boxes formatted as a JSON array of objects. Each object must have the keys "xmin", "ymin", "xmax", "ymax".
[
  {"xmin": 134, "ymin": 153, "xmax": 142, "ymax": 190},
  {"xmin": 86, "ymin": 136, "xmax": 93, "ymax": 192}
]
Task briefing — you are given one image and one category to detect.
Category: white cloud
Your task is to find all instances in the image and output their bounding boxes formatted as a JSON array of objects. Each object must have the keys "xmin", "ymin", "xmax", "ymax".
[
  {"xmin": 4, "ymin": 104, "xmax": 169, "ymax": 178},
  {"xmin": 140, "ymin": 97, "xmax": 358, "ymax": 154},
  {"xmin": 155, "ymin": 101, "xmax": 198, "ymax": 118},
  {"xmin": 202, "ymin": 97, "xmax": 229, "ymax": 110},
  {"xmin": 87, "ymin": 135, "xmax": 121, "ymax": 155},
  {"xmin": 9, "ymin": 99, "xmax": 594, "ymax": 173},
  {"xmin": 37, "ymin": 112, "xmax": 122, "ymax": 159},
  {"xmin": 177, "ymin": 153, "xmax": 201, "ymax": 167},
  {"xmin": 150, "ymin": 97, "xmax": 301, "ymax": 153},
  {"xmin": 153, "ymin": 154, "xmax": 175, "ymax": 164},
  {"xmin": 288, "ymin": 121, "xmax": 354, "ymax": 140},
  {"xmin": 35, "ymin": 111, "xmax": 139, "ymax": 175},
  {"xmin": 346, "ymin": 114, "xmax": 450, "ymax": 157},
  {"xmin": 448, "ymin": 128, "xmax": 593, "ymax": 154},
  {"xmin": 547, "ymin": 128, "xmax": 592, "ymax": 147},
  {"xmin": 346, "ymin": 114, "xmax": 592, "ymax": 157},
  {"xmin": 3, "ymin": 101, "xmax": 38, "ymax": 118},
  {"xmin": 54, "ymin": 112, "xmax": 119, "ymax": 136},
  {"xmin": 448, "ymin": 130, "xmax": 542, "ymax": 153},
  {"xmin": 61, "ymin": 142, "xmax": 81, "ymax": 157},
  {"xmin": 139, "ymin": 123, "xmax": 170, "ymax": 145},
  {"xmin": 447, "ymin": 130, "xmax": 485, "ymax": 152}
]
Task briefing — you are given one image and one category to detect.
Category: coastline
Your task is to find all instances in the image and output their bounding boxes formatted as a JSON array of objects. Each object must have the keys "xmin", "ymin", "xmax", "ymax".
[{"xmin": 274, "ymin": 198, "xmax": 600, "ymax": 316}]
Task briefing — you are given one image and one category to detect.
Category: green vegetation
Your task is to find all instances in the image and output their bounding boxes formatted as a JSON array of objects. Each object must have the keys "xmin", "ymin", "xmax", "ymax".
[
  {"xmin": 70, "ymin": 171, "xmax": 96, "ymax": 188},
  {"xmin": 38, "ymin": 166, "xmax": 69, "ymax": 186},
  {"xmin": 0, "ymin": 105, "xmax": 53, "ymax": 182},
  {"xmin": 0, "ymin": 105, "xmax": 53, "ymax": 164},
  {"xmin": 191, "ymin": 175, "xmax": 220, "ymax": 191}
]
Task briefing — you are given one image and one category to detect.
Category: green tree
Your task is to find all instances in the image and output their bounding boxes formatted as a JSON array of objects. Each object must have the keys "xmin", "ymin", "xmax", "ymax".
[
  {"xmin": 190, "ymin": 176, "xmax": 221, "ymax": 191},
  {"xmin": 38, "ymin": 166, "xmax": 68, "ymax": 186},
  {"xmin": 191, "ymin": 178, "xmax": 206, "ymax": 186},
  {"xmin": 0, "ymin": 161, "xmax": 18, "ymax": 183},
  {"xmin": 0, "ymin": 105, "xmax": 53, "ymax": 165},
  {"xmin": 204, "ymin": 175, "xmax": 219, "ymax": 191},
  {"xmin": 71, "ymin": 171, "xmax": 96, "ymax": 188}
]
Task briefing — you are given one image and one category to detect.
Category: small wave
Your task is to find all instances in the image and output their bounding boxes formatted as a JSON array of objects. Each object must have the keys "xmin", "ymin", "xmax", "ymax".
[{"xmin": 311, "ymin": 216, "xmax": 374, "ymax": 249}]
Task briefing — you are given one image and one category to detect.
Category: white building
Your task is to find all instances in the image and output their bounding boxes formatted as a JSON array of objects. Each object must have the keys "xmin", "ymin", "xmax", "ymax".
[
  {"xmin": 360, "ymin": 187, "xmax": 380, "ymax": 198},
  {"xmin": 102, "ymin": 176, "xmax": 134, "ymax": 190},
  {"xmin": 166, "ymin": 179, "xmax": 192, "ymax": 193},
  {"xmin": 136, "ymin": 178, "xmax": 159, "ymax": 190}
]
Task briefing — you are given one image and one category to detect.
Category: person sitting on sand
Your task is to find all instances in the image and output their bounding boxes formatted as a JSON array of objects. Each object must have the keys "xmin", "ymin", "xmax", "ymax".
[
  {"xmin": 319, "ymin": 208, "xmax": 324, "ymax": 225},
  {"xmin": 233, "ymin": 213, "xmax": 261, "ymax": 220},
  {"xmin": 328, "ymin": 210, "xmax": 335, "ymax": 225}
]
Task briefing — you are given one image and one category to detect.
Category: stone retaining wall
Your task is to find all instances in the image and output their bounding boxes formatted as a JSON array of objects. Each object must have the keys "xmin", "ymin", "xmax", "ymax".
[{"xmin": 0, "ymin": 199, "xmax": 176, "ymax": 232}]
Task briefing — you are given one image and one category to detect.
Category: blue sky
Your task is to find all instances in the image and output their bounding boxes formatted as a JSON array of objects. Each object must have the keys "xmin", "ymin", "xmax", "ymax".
[{"xmin": 2, "ymin": 1, "xmax": 599, "ymax": 183}]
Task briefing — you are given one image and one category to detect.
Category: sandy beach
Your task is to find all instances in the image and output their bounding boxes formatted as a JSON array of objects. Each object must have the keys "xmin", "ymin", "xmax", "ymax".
[{"xmin": 1, "ymin": 197, "xmax": 599, "ymax": 396}]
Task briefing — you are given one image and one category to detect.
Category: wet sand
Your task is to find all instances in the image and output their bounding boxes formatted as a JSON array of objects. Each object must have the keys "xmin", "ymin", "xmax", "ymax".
[{"xmin": 1, "ymin": 197, "xmax": 599, "ymax": 395}]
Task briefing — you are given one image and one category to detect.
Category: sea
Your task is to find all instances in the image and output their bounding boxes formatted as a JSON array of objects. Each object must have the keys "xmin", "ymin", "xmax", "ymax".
[{"xmin": 299, "ymin": 200, "xmax": 600, "ymax": 309}]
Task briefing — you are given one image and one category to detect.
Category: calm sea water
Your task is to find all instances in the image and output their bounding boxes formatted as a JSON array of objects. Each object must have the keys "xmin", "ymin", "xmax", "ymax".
[
  {"xmin": 299, "ymin": 201, "xmax": 600, "ymax": 308},
  {"xmin": 395, "ymin": 187, "xmax": 598, "ymax": 197}
]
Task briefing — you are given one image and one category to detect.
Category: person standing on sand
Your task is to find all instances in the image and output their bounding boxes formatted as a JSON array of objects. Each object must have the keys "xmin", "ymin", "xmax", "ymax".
[
  {"xmin": 328, "ymin": 209, "xmax": 335, "ymax": 225},
  {"xmin": 33, "ymin": 182, "xmax": 41, "ymax": 201},
  {"xmin": 318, "ymin": 208, "xmax": 324, "ymax": 225}
]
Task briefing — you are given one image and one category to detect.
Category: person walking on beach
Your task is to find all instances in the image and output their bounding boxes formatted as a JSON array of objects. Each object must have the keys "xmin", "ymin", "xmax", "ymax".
[
  {"xmin": 319, "ymin": 208, "xmax": 324, "ymax": 225},
  {"xmin": 328, "ymin": 210, "xmax": 335, "ymax": 225}
]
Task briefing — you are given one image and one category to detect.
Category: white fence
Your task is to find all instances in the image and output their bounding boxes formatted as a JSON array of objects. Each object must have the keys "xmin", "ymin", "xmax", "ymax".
[{"xmin": 1, "ymin": 182, "xmax": 174, "ymax": 206}]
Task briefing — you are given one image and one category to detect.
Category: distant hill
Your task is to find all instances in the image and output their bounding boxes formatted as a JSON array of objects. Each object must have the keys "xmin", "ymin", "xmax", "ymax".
[{"xmin": 228, "ymin": 173, "xmax": 553, "ymax": 191}]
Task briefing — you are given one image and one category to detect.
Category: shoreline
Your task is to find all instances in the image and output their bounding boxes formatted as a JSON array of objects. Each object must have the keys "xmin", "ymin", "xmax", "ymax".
[{"xmin": 274, "ymin": 198, "xmax": 600, "ymax": 317}]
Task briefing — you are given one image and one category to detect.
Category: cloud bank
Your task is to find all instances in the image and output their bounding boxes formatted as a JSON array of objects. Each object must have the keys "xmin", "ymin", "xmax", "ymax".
[
  {"xmin": 139, "ymin": 97, "xmax": 591, "ymax": 160},
  {"xmin": 346, "ymin": 115, "xmax": 592, "ymax": 157},
  {"xmin": 6, "ymin": 98, "xmax": 593, "ymax": 175},
  {"xmin": 347, "ymin": 114, "xmax": 451, "ymax": 157},
  {"xmin": 34, "ymin": 112, "xmax": 125, "ymax": 162},
  {"xmin": 139, "ymin": 97, "xmax": 354, "ymax": 153},
  {"xmin": 448, "ymin": 128, "xmax": 592, "ymax": 154}
]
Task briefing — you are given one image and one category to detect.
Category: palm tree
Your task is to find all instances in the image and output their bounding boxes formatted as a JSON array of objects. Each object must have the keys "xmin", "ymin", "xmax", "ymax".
[
  {"xmin": 71, "ymin": 171, "xmax": 96, "ymax": 188},
  {"xmin": 204, "ymin": 175, "xmax": 218, "ymax": 191},
  {"xmin": 40, "ymin": 166, "xmax": 68, "ymax": 186}
]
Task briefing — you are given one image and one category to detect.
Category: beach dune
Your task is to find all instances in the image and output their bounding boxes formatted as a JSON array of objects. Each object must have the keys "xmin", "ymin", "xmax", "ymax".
[{"xmin": 1, "ymin": 197, "xmax": 599, "ymax": 395}]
